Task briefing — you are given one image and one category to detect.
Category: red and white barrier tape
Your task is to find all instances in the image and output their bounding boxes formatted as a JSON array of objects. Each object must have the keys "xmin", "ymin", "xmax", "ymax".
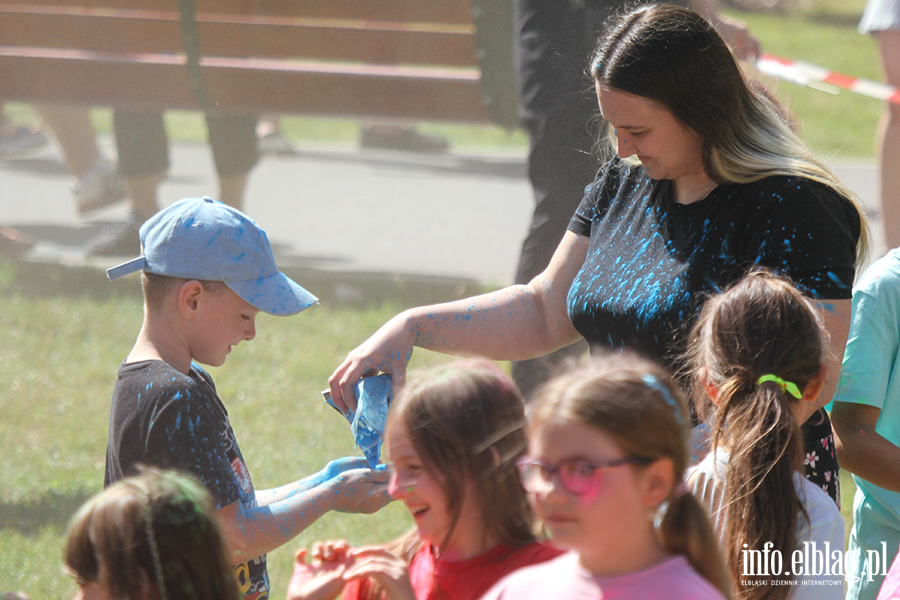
[{"xmin": 756, "ymin": 53, "xmax": 900, "ymax": 105}]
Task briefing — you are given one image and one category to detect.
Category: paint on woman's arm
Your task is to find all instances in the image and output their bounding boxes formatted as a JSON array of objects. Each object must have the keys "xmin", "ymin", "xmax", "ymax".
[{"xmin": 816, "ymin": 301, "xmax": 837, "ymax": 314}]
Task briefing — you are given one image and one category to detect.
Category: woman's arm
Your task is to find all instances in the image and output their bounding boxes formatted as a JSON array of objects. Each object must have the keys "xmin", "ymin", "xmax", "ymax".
[
  {"xmin": 815, "ymin": 298, "xmax": 852, "ymax": 410},
  {"xmin": 328, "ymin": 232, "xmax": 589, "ymax": 412}
]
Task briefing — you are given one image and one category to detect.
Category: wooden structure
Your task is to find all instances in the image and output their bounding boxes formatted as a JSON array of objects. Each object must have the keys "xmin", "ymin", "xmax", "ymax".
[{"xmin": 0, "ymin": 0, "xmax": 518, "ymax": 125}]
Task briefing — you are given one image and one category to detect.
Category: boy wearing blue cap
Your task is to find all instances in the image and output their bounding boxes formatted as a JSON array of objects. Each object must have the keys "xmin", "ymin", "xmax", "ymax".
[{"xmin": 104, "ymin": 197, "xmax": 390, "ymax": 600}]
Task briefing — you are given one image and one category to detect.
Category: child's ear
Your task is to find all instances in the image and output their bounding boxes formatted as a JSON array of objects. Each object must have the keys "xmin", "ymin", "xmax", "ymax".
[
  {"xmin": 699, "ymin": 368, "xmax": 721, "ymax": 405},
  {"xmin": 178, "ymin": 280, "xmax": 205, "ymax": 319},
  {"xmin": 639, "ymin": 457, "xmax": 676, "ymax": 509},
  {"xmin": 802, "ymin": 363, "xmax": 828, "ymax": 404}
]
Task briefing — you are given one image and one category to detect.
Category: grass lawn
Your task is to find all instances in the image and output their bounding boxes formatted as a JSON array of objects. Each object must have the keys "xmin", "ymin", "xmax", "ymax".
[
  {"xmin": 737, "ymin": 0, "xmax": 881, "ymax": 159},
  {"xmin": 0, "ymin": 269, "xmax": 461, "ymax": 598}
]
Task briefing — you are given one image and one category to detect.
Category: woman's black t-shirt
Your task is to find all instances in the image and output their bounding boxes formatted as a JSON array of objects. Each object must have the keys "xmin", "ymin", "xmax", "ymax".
[
  {"xmin": 565, "ymin": 159, "xmax": 860, "ymax": 503},
  {"xmin": 567, "ymin": 159, "xmax": 859, "ymax": 367}
]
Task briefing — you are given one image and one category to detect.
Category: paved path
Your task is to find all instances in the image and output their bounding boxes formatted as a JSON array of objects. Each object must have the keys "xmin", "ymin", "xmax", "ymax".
[{"xmin": 0, "ymin": 137, "xmax": 884, "ymax": 295}]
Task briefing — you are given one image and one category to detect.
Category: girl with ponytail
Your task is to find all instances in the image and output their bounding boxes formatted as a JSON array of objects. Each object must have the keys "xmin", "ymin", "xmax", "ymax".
[
  {"xmin": 482, "ymin": 352, "xmax": 729, "ymax": 600},
  {"xmin": 686, "ymin": 269, "xmax": 844, "ymax": 599}
]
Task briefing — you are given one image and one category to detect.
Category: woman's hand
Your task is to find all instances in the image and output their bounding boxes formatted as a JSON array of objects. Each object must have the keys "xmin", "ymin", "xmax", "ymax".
[
  {"xmin": 285, "ymin": 544, "xmax": 353, "ymax": 600},
  {"xmin": 329, "ymin": 313, "xmax": 415, "ymax": 414},
  {"xmin": 328, "ymin": 233, "xmax": 589, "ymax": 416},
  {"xmin": 713, "ymin": 15, "xmax": 761, "ymax": 61},
  {"xmin": 343, "ymin": 547, "xmax": 417, "ymax": 600},
  {"xmin": 689, "ymin": 0, "xmax": 761, "ymax": 61}
]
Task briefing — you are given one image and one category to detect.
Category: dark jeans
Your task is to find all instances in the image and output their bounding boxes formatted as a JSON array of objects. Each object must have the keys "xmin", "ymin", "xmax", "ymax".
[
  {"xmin": 509, "ymin": 0, "xmax": 601, "ymax": 397},
  {"xmin": 113, "ymin": 110, "xmax": 258, "ymax": 179}
]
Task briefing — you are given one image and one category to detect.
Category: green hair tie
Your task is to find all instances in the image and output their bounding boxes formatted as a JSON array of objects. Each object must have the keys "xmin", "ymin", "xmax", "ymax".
[{"xmin": 757, "ymin": 374, "xmax": 802, "ymax": 399}]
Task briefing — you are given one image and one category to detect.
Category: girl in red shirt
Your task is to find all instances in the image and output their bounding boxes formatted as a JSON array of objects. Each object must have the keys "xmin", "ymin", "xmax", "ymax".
[{"xmin": 286, "ymin": 360, "xmax": 562, "ymax": 600}]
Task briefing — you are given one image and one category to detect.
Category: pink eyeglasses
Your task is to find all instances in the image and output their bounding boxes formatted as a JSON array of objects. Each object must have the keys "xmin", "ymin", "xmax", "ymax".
[{"xmin": 515, "ymin": 455, "xmax": 651, "ymax": 496}]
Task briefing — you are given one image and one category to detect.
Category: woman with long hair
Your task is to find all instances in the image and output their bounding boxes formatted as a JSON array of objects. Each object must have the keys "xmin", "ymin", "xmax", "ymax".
[{"xmin": 329, "ymin": 2, "xmax": 866, "ymax": 502}]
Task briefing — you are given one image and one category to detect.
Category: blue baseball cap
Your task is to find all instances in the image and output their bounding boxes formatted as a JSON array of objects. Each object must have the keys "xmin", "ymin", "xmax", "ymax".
[{"xmin": 107, "ymin": 197, "xmax": 317, "ymax": 316}]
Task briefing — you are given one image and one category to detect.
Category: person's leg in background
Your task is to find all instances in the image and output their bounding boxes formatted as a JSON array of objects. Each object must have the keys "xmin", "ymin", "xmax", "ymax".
[
  {"xmin": 88, "ymin": 111, "xmax": 258, "ymax": 256},
  {"xmin": 35, "ymin": 106, "xmax": 101, "ymax": 182},
  {"xmin": 256, "ymin": 115, "xmax": 295, "ymax": 156},
  {"xmin": 205, "ymin": 113, "xmax": 258, "ymax": 212},
  {"xmin": 34, "ymin": 105, "xmax": 124, "ymax": 215},
  {"xmin": 114, "ymin": 110, "xmax": 168, "ymax": 223},
  {"xmin": 876, "ymin": 30, "xmax": 900, "ymax": 251},
  {"xmin": 0, "ymin": 103, "xmax": 43, "ymax": 256},
  {"xmin": 510, "ymin": 0, "xmax": 601, "ymax": 398},
  {"xmin": 0, "ymin": 102, "xmax": 47, "ymax": 157},
  {"xmin": 86, "ymin": 110, "xmax": 167, "ymax": 255}
]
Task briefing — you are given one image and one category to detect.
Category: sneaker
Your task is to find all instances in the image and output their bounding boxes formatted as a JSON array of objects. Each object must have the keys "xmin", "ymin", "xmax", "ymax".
[
  {"xmin": 0, "ymin": 226, "xmax": 35, "ymax": 258},
  {"xmin": 0, "ymin": 118, "xmax": 48, "ymax": 157},
  {"xmin": 85, "ymin": 220, "xmax": 141, "ymax": 256},
  {"xmin": 258, "ymin": 130, "xmax": 296, "ymax": 155},
  {"xmin": 73, "ymin": 158, "xmax": 126, "ymax": 215},
  {"xmin": 359, "ymin": 126, "xmax": 449, "ymax": 153}
]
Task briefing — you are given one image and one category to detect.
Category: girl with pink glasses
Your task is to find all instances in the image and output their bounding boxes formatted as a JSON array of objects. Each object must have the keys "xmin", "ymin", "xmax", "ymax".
[{"xmin": 483, "ymin": 353, "xmax": 729, "ymax": 600}]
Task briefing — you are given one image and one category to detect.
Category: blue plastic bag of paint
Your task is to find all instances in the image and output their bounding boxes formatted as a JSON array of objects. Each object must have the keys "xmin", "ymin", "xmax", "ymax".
[{"xmin": 322, "ymin": 374, "xmax": 391, "ymax": 469}]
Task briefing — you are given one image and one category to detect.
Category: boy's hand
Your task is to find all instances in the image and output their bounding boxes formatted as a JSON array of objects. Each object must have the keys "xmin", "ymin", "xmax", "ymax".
[
  {"xmin": 303, "ymin": 457, "xmax": 372, "ymax": 489},
  {"xmin": 328, "ymin": 467, "xmax": 392, "ymax": 514},
  {"xmin": 322, "ymin": 456, "xmax": 371, "ymax": 478}
]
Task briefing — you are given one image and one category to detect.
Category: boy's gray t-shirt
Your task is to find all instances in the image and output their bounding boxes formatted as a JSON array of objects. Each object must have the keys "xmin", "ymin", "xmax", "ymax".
[{"xmin": 105, "ymin": 359, "xmax": 268, "ymax": 600}]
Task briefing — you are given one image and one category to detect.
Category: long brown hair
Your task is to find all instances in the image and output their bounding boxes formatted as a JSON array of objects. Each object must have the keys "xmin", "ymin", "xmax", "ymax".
[
  {"xmin": 361, "ymin": 360, "xmax": 537, "ymax": 600},
  {"xmin": 529, "ymin": 353, "xmax": 731, "ymax": 598},
  {"xmin": 65, "ymin": 467, "xmax": 239, "ymax": 600},
  {"xmin": 686, "ymin": 270, "xmax": 826, "ymax": 600},
  {"xmin": 591, "ymin": 3, "xmax": 868, "ymax": 266}
]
